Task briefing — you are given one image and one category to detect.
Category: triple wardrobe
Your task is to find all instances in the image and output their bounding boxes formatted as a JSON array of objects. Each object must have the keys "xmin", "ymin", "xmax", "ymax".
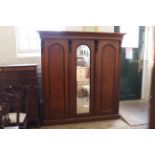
[{"xmin": 39, "ymin": 31, "xmax": 124, "ymax": 125}]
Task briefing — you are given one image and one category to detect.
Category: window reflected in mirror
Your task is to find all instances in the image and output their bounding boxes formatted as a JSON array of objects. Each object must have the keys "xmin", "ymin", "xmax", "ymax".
[{"xmin": 76, "ymin": 45, "xmax": 90, "ymax": 114}]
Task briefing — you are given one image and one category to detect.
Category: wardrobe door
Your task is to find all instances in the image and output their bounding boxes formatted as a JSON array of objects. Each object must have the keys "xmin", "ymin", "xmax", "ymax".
[
  {"xmin": 95, "ymin": 40, "xmax": 120, "ymax": 115},
  {"xmin": 69, "ymin": 40, "xmax": 95, "ymax": 116},
  {"xmin": 42, "ymin": 39, "xmax": 69, "ymax": 121}
]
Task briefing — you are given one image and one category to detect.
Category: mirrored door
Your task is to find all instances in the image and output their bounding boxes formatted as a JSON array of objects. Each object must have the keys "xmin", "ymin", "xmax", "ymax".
[
  {"xmin": 69, "ymin": 40, "xmax": 95, "ymax": 116},
  {"xmin": 76, "ymin": 45, "xmax": 90, "ymax": 114}
]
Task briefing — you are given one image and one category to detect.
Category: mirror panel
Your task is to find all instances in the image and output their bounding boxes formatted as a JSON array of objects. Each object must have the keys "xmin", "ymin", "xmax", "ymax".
[{"xmin": 76, "ymin": 45, "xmax": 90, "ymax": 114}]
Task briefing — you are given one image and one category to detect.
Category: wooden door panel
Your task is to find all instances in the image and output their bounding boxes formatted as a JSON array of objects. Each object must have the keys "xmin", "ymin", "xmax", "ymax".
[
  {"xmin": 48, "ymin": 44, "xmax": 65, "ymax": 118},
  {"xmin": 43, "ymin": 40, "xmax": 69, "ymax": 120},
  {"xmin": 95, "ymin": 40, "xmax": 120, "ymax": 114},
  {"xmin": 100, "ymin": 45, "xmax": 115, "ymax": 112}
]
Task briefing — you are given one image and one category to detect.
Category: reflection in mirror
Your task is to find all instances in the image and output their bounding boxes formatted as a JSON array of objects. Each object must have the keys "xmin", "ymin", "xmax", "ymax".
[{"xmin": 76, "ymin": 45, "xmax": 90, "ymax": 114}]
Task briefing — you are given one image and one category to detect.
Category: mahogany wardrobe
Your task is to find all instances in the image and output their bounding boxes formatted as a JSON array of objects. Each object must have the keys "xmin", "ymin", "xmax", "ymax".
[{"xmin": 39, "ymin": 31, "xmax": 124, "ymax": 125}]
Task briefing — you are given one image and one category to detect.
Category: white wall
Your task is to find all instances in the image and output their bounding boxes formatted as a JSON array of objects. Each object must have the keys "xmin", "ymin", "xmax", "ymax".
[
  {"xmin": 141, "ymin": 27, "xmax": 154, "ymax": 101},
  {"xmin": 65, "ymin": 26, "xmax": 83, "ymax": 31},
  {"xmin": 96, "ymin": 26, "xmax": 114, "ymax": 32},
  {"xmin": 0, "ymin": 26, "xmax": 17, "ymax": 64},
  {"xmin": 0, "ymin": 26, "xmax": 41, "ymax": 67},
  {"xmin": 64, "ymin": 26, "xmax": 114, "ymax": 32}
]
